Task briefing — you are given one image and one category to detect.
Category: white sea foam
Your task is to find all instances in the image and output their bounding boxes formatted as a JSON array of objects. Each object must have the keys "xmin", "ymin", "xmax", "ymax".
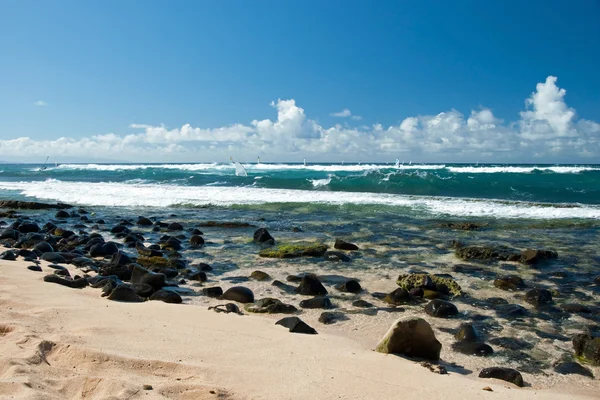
[
  {"xmin": 448, "ymin": 166, "xmax": 600, "ymax": 174},
  {"xmin": 309, "ymin": 175, "xmax": 333, "ymax": 188},
  {"xmin": 0, "ymin": 179, "xmax": 599, "ymax": 219}
]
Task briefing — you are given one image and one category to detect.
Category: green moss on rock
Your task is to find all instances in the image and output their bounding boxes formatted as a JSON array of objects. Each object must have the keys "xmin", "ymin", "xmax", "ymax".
[
  {"xmin": 137, "ymin": 256, "xmax": 169, "ymax": 268},
  {"xmin": 397, "ymin": 273, "xmax": 463, "ymax": 297},
  {"xmin": 258, "ymin": 242, "xmax": 328, "ymax": 258}
]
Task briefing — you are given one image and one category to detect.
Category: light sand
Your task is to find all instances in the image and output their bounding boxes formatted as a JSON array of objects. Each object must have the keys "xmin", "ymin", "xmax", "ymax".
[{"xmin": 0, "ymin": 256, "xmax": 597, "ymax": 400}]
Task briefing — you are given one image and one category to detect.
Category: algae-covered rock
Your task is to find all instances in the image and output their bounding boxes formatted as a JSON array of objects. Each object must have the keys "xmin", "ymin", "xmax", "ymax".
[
  {"xmin": 137, "ymin": 255, "xmax": 169, "ymax": 268},
  {"xmin": 259, "ymin": 242, "xmax": 328, "ymax": 258},
  {"xmin": 455, "ymin": 245, "xmax": 521, "ymax": 262},
  {"xmin": 245, "ymin": 298, "xmax": 297, "ymax": 314},
  {"xmin": 573, "ymin": 333, "xmax": 600, "ymax": 366},
  {"xmin": 397, "ymin": 273, "xmax": 463, "ymax": 297},
  {"xmin": 250, "ymin": 270, "xmax": 271, "ymax": 281}
]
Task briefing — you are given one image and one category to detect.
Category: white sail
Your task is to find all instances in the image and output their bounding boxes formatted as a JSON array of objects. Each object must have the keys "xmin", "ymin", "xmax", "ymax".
[
  {"xmin": 235, "ymin": 161, "xmax": 248, "ymax": 176},
  {"xmin": 303, "ymin": 158, "xmax": 306, "ymax": 166}
]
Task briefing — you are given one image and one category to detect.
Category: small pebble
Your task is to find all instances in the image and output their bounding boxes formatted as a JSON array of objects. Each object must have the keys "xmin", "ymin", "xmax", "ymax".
[
  {"xmin": 482, "ymin": 386, "xmax": 493, "ymax": 392},
  {"xmin": 142, "ymin": 384, "xmax": 153, "ymax": 390}
]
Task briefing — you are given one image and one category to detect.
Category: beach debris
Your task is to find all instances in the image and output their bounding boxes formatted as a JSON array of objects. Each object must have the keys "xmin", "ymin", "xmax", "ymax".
[
  {"xmin": 420, "ymin": 361, "xmax": 447, "ymax": 374},
  {"xmin": 221, "ymin": 286, "xmax": 255, "ymax": 303},
  {"xmin": 375, "ymin": 317, "xmax": 442, "ymax": 361},
  {"xmin": 334, "ymin": 239, "xmax": 359, "ymax": 251},
  {"xmin": 275, "ymin": 316, "xmax": 318, "ymax": 334},
  {"xmin": 244, "ymin": 298, "xmax": 297, "ymax": 314},
  {"xmin": 209, "ymin": 303, "xmax": 242, "ymax": 314},
  {"xmin": 425, "ymin": 299, "xmax": 459, "ymax": 318},
  {"xmin": 478, "ymin": 367, "xmax": 524, "ymax": 387}
]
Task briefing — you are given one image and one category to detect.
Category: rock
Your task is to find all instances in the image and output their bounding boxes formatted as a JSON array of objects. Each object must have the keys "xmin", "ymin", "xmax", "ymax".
[
  {"xmin": 299, "ymin": 296, "xmax": 332, "ymax": 309},
  {"xmin": 157, "ymin": 268, "xmax": 178, "ymax": 279},
  {"xmin": 107, "ymin": 285, "xmax": 145, "ymax": 302},
  {"xmin": 438, "ymin": 222, "xmax": 482, "ymax": 230},
  {"xmin": 245, "ymin": 298, "xmax": 297, "ymax": 314},
  {"xmin": 202, "ymin": 287, "xmax": 223, "ymax": 298},
  {"xmin": 494, "ymin": 275, "xmax": 526, "ymax": 291},
  {"xmin": 318, "ymin": 311, "xmax": 347, "ymax": 324},
  {"xmin": 136, "ymin": 217, "xmax": 153, "ymax": 226},
  {"xmin": 167, "ymin": 222, "xmax": 184, "ymax": 231},
  {"xmin": 149, "ymin": 289, "xmax": 183, "ymax": 304},
  {"xmin": 253, "ymin": 228, "xmax": 274, "ymax": 244},
  {"xmin": 143, "ymin": 384, "xmax": 153, "ymax": 390},
  {"xmin": 259, "ymin": 243, "xmax": 328, "ymax": 258},
  {"xmin": 352, "ymin": 300, "xmax": 374, "ymax": 308},
  {"xmin": 190, "ymin": 235, "xmax": 204, "ymax": 247},
  {"xmin": 375, "ymin": 317, "xmax": 442, "ymax": 361},
  {"xmin": 560, "ymin": 303, "xmax": 591, "ymax": 313},
  {"xmin": 250, "ymin": 270, "xmax": 271, "ymax": 281},
  {"xmin": 110, "ymin": 251, "xmax": 131, "ymax": 266},
  {"xmin": 451, "ymin": 342, "xmax": 494, "ymax": 356},
  {"xmin": 335, "ymin": 279, "xmax": 362, "ymax": 293},
  {"xmin": 27, "ymin": 265, "xmax": 43, "ymax": 272},
  {"xmin": 324, "ymin": 251, "xmax": 351, "ymax": 262},
  {"xmin": 0, "ymin": 228, "xmax": 19, "ymax": 240},
  {"xmin": 43, "ymin": 274, "xmax": 88, "ymax": 289},
  {"xmin": 595, "ymin": 276, "xmax": 600, "ymax": 285},
  {"xmin": 55, "ymin": 210, "xmax": 70, "ymax": 219},
  {"xmin": 272, "ymin": 280, "xmax": 296, "ymax": 293},
  {"xmin": 496, "ymin": 304, "xmax": 527, "ymax": 318},
  {"xmin": 41, "ymin": 252, "xmax": 67, "ymax": 264},
  {"xmin": 275, "ymin": 317, "xmax": 317, "ymax": 334},
  {"xmin": 286, "ymin": 275, "xmax": 302, "ymax": 283},
  {"xmin": 196, "ymin": 263, "xmax": 212, "ymax": 272},
  {"xmin": 478, "ymin": 367, "xmax": 524, "ymax": 387},
  {"xmin": 34, "ymin": 241, "xmax": 54, "ymax": 253},
  {"xmin": 136, "ymin": 242, "xmax": 162, "ymax": 257},
  {"xmin": 520, "ymin": 249, "xmax": 558, "ymax": 265},
  {"xmin": 383, "ymin": 288, "xmax": 411, "ymax": 305},
  {"xmin": 525, "ymin": 288, "xmax": 553, "ymax": 306},
  {"xmin": 221, "ymin": 286, "xmax": 254, "ymax": 303},
  {"xmin": 425, "ymin": 300, "xmax": 459, "ymax": 318},
  {"xmin": 137, "ymin": 255, "xmax": 169, "ymax": 269},
  {"xmin": 0, "ymin": 200, "xmax": 71, "ymax": 210},
  {"xmin": 455, "ymin": 245, "xmax": 521, "ymax": 262},
  {"xmin": 455, "ymin": 324, "xmax": 478, "ymax": 342},
  {"xmin": 188, "ymin": 271, "xmax": 207, "ymax": 282},
  {"xmin": 18, "ymin": 222, "xmax": 40, "ymax": 233},
  {"xmin": 130, "ymin": 283, "xmax": 155, "ymax": 297},
  {"xmin": 98, "ymin": 263, "xmax": 131, "ymax": 281},
  {"xmin": 488, "ymin": 337, "xmax": 532, "ymax": 351},
  {"xmin": 296, "ymin": 274, "xmax": 328, "ymax": 296},
  {"xmin": 397, "ymin": 273, "xmax": 463, "ymax": 297},
  {"xmin": 572, "ymin": 333, "xmax": 600, "ymax": 366},
  {"xmin": 199, "ymin": 221, "xmax": 254, "ymax": 228},
  {"xmin": 0, "ymin": 250, "xmax": 17, "ymax": 260},
  {"xmin": 130, "ymin": 265, "xmax": 166, "ymax": 290},
  {"xmin": 553, "ymin": 362, "xmax": 594, "ymax": 378},
  {"xmin": 334, "ymin": 239, "xmax": 358, "ymax": 251}
]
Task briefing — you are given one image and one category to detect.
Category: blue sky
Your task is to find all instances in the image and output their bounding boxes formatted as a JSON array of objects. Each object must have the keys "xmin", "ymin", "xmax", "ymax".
[{"xmin": 1, "ymin": 0, "xmax": 599, "ymax": 162}]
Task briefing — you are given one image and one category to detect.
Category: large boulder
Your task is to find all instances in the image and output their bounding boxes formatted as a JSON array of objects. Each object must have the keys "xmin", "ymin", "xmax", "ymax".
[
  {"xmin": 221, "ymin": 286, "xmax": 255, "ymax": 303},
  {"xmin": 573, "ymin": 333, "xmax": 600, "ymax": 366},
  {"xmin": 396, "ymin": 273, "xmax": 463, "ymax": 297},
  {"xmin": 130, "ymin": 265, "xmax": 166, "ymax": 290},
  {"xmin": 520, "ymin": 249, "xmax": 557, "ymax": 265},
  {"xmin": 375, "ymin": 317, "xmax": 442, "ymax": 361},
  {"xmin": 296, "ymin": 274, "xmax": 328, "ymax": 296},
  {"xmin": 253, "ymin": 228, "xmax": 274, "ymax": 245}
]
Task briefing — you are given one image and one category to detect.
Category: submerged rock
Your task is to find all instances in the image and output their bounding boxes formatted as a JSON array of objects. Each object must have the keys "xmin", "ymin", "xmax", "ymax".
[
  {"xmin": 520, "ymin": 249, "xmax": 558, "ymax": 265},
  {"xmin": 573, "ymin": 333, "xmax": 600, "ymax": 366},
  {"xmin": 253, "ymin": 228, "xmax": 274, "ymax": 245},
  {"xmin": 275, "ymin": 317, "xmax": 317, "ymax": 334},
  {"xmin": 553, "ymin": 362, "xmax": 594, "ymax": 378},
  {"xmin": 375, "ymin": 317, "xmax": 442, "ymax": 361},
  {"xmin": 525, "ymin": 288, "xmax": 553, "ymax": 306},
  {"xmin": 478, "ymin": 367, "xmax": 524, "ymax": 387},
  {"xmin": 494, "ymin": 275, "xmax": 525, "ymax": 291},
  {"xmin": 455, "ymin": 245, "xmax": 520, "ymax": 262},
  {"xmin": 259, "ymin": 243, "xmax": 328, "ymax": 258}
]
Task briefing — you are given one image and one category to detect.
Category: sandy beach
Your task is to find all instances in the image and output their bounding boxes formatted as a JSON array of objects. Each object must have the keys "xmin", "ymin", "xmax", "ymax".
[{"xmin": 0, "ymin": 254, "xmax": 597, "ymax": 400}]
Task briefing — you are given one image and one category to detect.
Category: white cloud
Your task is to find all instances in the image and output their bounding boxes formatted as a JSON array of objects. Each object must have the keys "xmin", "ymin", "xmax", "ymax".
[
  {"xmin": 331, "ymin": 108, "xmax": 352, "ymax": 117},
  {"xmin": 34, "ymin": 100, "xmax": 47, "ymax": 106},
  {"xmin": 2, "ymin": 76, "xmax": 599, "ymax": 163}
]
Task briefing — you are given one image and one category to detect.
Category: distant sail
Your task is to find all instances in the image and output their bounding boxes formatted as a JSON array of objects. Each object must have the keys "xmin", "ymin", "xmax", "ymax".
[
  {"xmin": 303, "ymin": 158, "xmax": 306, "ymax": 166},
  {"xmin": 395, "ymin": 158, "xmax": 400, "ymax": 167},
  {"xmin": 234, "ymin": 161, "xmax": 248, "ymax": 176},
  {"xmin": 40, "ymin": 156, "xmax": 49, "ymax": 171},
  {"xmin": 257, "ymin": 157, "xmax": 261, "ymax": 165}
]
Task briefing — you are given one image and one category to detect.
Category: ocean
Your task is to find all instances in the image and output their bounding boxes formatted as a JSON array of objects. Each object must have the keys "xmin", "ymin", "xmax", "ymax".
[{"xmin": 1, "ymin": 162, "xmax": 599, "ymax": 386}]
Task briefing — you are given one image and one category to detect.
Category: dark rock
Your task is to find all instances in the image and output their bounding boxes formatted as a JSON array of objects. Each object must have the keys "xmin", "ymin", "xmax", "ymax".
[
  {"xmin": 157, "ymin": 268, "xmax": 178, "ymax": 279},
  {"xmin": 478, "ymin": 367, "xmax": 524, "ymax": 387},
  {"xmin": 136, "ymin": 242, "xmax": 162, "ymax": 257},
  {"xmin": 324, "ymin": 251, "xmax": 351, "ymax": 262},
  {"xmin": 425, "ymin": 299, "xmax": 459, "ymax": 318},
  {"xmin": 553, "ymin": 362, "xmax": 594, "ymax": 378},
  {"xmin": 455, "ymin": 324, "xmax": 478, "ymax": 342},
  {"xmin": 202, "ymin": 287, "xmax": 223, "ymax": 298},
  {"xmin": 352, "ymin": 300, "xmax": 374, "ymax": 308},
  {"xmin": 190, "ymin": 235, "xmax": 204, "ymax": 247},
  {"xmin": 245, "ymin": 298, "xmax": 297, "ymax": 314},
  {"xmin": 130, "ymin": 283, "xmax": 155, "ymax": 297},
  {"xmin": 299, "ymin": 296, "xmax": 332, "ymax": 309},
  {"xmin": 560, "ymin": 303, "xmax": 591, "ymax": 313},
  {"xmin": 525, "ymin": 288, "xmax": 553, "ymax": 306},
  {"xmin": 0, "ymin": 200, "xmax": 71, "ymax": 210},
  {"xmin": 0, "ymin": 228, "xmax": 19, "ymax": 240},
  {"xmin": 455, "ymin": 245, "xmax": 520, "ymax": 262},
  {"xmin": 54, "ymin": 269, "xmax": 70, "ymax": 277},
  {"xmin": 383, "ymin": 288, "xmax": 411, "ymax": 305},
  {"xmin": 486, "ymin": 297, "xmax": 509, "ymax": 305},
  {"xmin": 188, "ymin": 271, "xmax": 207, "ymax": 282},
  {"xmin": 197, "ymin": 263, "xmax": 212, "ymax": 272},
  {"xmin": 286, "ymin": 275, "xmax": 302, "ymax": 283},
  {"xmin": 572, "ymin": 333, "xmax": 600, "ymax": 366},
  {"xmin": 43, "ymin": 274, "xmax": 88, "ymax": 289},
  {"xmin": 110, "ymin": 225, "xmax": 129, "ymax": 234},
  {"xmin": 17, "ymin": 249, "xmax": 36, "ymax": 259},
  {"xmin": 397, "ymin": 273, "xmax": 463, "ymax": 297},
  {"xmin": 18, "ymin": 222, "xmax": 40, "ymax": 233},
  {"xmin": 334, "ymin": 239, "xmax": 359, "ymax": 251},
  {"xmin": 190, "ymin": 228, "xmax": 203, "ymax": 235},
  {"xmin": 221, "ymin": 286, "xmax": 254, "ymax": 303},
  {"xmin": 253, "ymin": 228, "xmax": 274, "ymax": 244},
  {"xmin": 55, "ymin": 210, "xmax": 70, "ymax": 219},
  {"xmin": 318, "ymin": 311, "xmax": 347, "ymax": 324},
  {"xmin": 489, "ymin": 337, "xmax": 533, "ymax": 350},
  {"xmin": 199, "ymin": 221, "xmax": 254, "ymax": 228},
  {"xmin": 250, "ymin": 270, "xmax": 271, "ymax": 281},
  {"xmin": 130, "ymin": 265, "xmax": 166, "ymax": 290},
  {"xmin": 0, "ymin": 250, "xmax": 17, "ymax": 260},
  {"xmin": 110, "ymin": 251, "xmax": 131, "ymax": 266},
  {"xmin": 27, "ymin": 265, "xmax": 43, "ymax": 272},
  {"xmin": 451, "ymin": 342, "xmax": 494, "ymax": 356},
  {"xmin": 272, "ymin": 280, "xmax": 297, "ymax": 293},
  {"xmin": 259, "ymin": 243, "xmax": 328, "ymax": 258},
  {"xmin": 33, "ymin": 241, "xmax": 54, "ymax": 253},
  {"xmin": 275, "ymin": 317, "xmax": 317, "ymax": 334},
  {"xmin": 408, "ymin": 287, "xmax": 424, "ymax": 298},
  {"xmin": 375, "ymin": 317, "xmax": 442, "ymax": 361},
  {"xmin": 438, "ymin": 222, "xmax": 482, "ymax": 230},
  {"xmin": 41, "ymin": 252, "xmax": 67, "ymax": 264},
  {"xmin": 107, "ymin": 285, "xmax": 145, "ymax": 302},
  {"xmin": 520, "ymin": 249, "xmax": 558, "ymax": 265},
  {"xmin": 494, "ymin": 275, "xmax": 525, "ymax": 291},
  {"xmin": 136, "ymin": 217, "xmax": 153, "ymax": 226},
  {"xmin": 335, "ymin": 279, "xmax": 362, "ymax": 293},
  {"xmin": 98, "ymin": 263, "xmax": 131, "ymax": 281},
  {"xmin": 296, "ymin": 274, "xmax": 327, "ymax": 296},
  {"xmin": 149, "ymin": 289, "xmax": 183, "ymax": 304},
  {"xmin": 167, "ymin": 222, "xmax": 184, "ymax": 231},
  {"xmin": 496, "ymin": 304, "xmax": 527, "ymax": 318},
  {"xmin": 168, "ymin": 259, "xmax": 186, "ymax": 270}
]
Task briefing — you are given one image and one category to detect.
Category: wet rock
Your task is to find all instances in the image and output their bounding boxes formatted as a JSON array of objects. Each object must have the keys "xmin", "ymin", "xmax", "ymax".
[
  {"xmin": 451, "ymin": 264, "xmax": 483, "ymax": 274},
  {"xmin": 594, "ymin": 276, "xmax": 600, "ymax": 285},
  {"xmin": 496, "ymin": 304, "xmax": 527, "ymax": 318},
  {"xmin": 335, "ymin": 279, "xmax": 362, "ymax": 293},
  {"xmin": 324, "ymin": 251, "xmax": 351, "ymax": 262},
  {"xmin": 455, "ymin": 324, "xmax": 478, "ymax": 342},
  {"xmin": 455, "ymin": 245, "xmax": 520, "ymax": 262},
  {"xmin": 286, "ymin": 275, "xmax": 302, "ymax": 283},
  {"xmin": 520, "ymin": 249, "xmax": 558, "ymax": 265},
  {"xmin": 253, "ymin": 228, "xmax": 274, "ymax": 245},
  {"xmin": 250, "ymin": 270, "xmax": 271, "ymax": 281},
  {"xmin": 160, "ymin": 237, "xmax": 182, "ymax": 251},
  {"xmin": 425, "ymin": 299, "xmax": 458, "ymax": 318},
  {"xmin": 34, "ymin": 241, "xmax": 54, "ymax": 253},
  {"xmin": 334, "ymin": 239, "xmax": 358, "ymax": 251},
  {"xmin": 190, "ymin": 235, "xmax": 204, "ymax": 247},
  {"xmin": 130, "ymin": 283, "xmax": 155, "ymax": 297},
  {"xmin": 452, "ymin": 342, "xmax": 494, "ymax": 357},
  {"xmin": 188, "ymin": 271, "xmax": 207, "ymax": 282},
  {"xmin": 318, "ymin": 311, "xmax": 347, "ymax": 324},
  {"xmin": 149, "ymin": 289, "xmax": 183, "ymax": 304},
  {"xmin": 438, "ymin": 222, "xmax": 482, "ymax": 230},
  {"xmin": 409, "ymin": 287, "xmax": 424, "ymax": 298},
  {"xmin": 107, "ymin": 285, "xmax": 145, "ymax": 302},
  {"xmin": 27, "ymin": 265, "xmax": 43, "ymax": 272},
  {"xmin": 259, "ymin": 243, "xmax": 328, "ymax": 258},
  {"xmin": 397, "ymin": 273, "xmax": 463, "ymax": 297},
  {"xmin": 0, "ymin": 200, "xmax": 71, "ymax": 210},
  {"xmin": 157, "ymin": 268, "xmax": 178, "ymax": 279},
  {"xmin": 0, "ymin": 250, "xmax": 17, "ymax": 260},
  {"xmin": 383, "ymin": 288, "xmax": 411, "ymax": 305},
  {"xmin": 136, "ymin": 217, "xmax": 153, "ymax": 226},
  {"xmin": 18, "ymin": 222, "xmax": 40, "ymax": 234},
  {"xmin": 136, "ymin": 242, "xmax": 163, "ymax": 257},
  {"xmin": 202, "ymin": 287, "xmax": 223, "ymax": 298},
  {"xmin": 572, "ymin": 333, "xmax": 600, "ymax": 366},
  {"xmin": 553, "ymin": 361, "xmax": 594, "ymax": 378},
  {"xmin": 352, "ymin": 300, "xmax": 374, "ymax": 308},
  {"xmin": 41, "ymin": 252, "xmax": 67, "ymax": 264},
  {"xmin": 0, "ymin": 228, "xmax": 19, "ymax": 240},
  {"xmin": 98, "ymin": 263, "xmax": 131, "ymax": 281},
  {"xmin": 130, "ymin": 265, "xmax": 166, "ymax": 290},
  {"xmin": 221, "ymin": 286, "xmax": 255, "ymax": 303},
  {"xmin": 489, "ymin": 337, "xmax": 533, "ymax": 350},
  {"xmin": 55, "ymin": 210, "xmax": 70, "ymax": 219},
  {"xmin": 43, "ymin": 274, "xmax": 88, "ymax": 289},
  {"xmin": 494, "ymin": 275, "xmax": 525, "ymax": 291},
  {"xmin": 478, "ymin": 367, "xmax": 524, "ymax": 387},
  {"xmin": 299, "ymin": 296, "xmax": 332, "ymax": 309},
  {"xmin": 296, "ymin": 274, "xmax": 328, "ymax": 296},
  {"xmin": 486, "ymin": 297, "xmax": 509, "ymax": 305},
  {"xmin": 272, "ymin": 280, "xmax": 296, "ymax": 293},
  {"xmin": 196, "ymin": 263, "xmax": 213, "ymax": 272},
  {"xmin": 167, "ymin": 222, "xmax": 183, "ymax": 231},
  {"xmin": 275, "ymin": 317, "xmax": 317, "ymax": 334},
  {"xmin": 525, "ymin": 288, "xmax": 553, "ymax": 306},
  {"xmin": 560, "ymin": 303, "xmax": 591, "ymax": 313},
  {"xmin": 245, "ymin": 298, "xmax": 297, "ymax": 314},
  {"xmin": 375, "ymin": 317, "xmax": 442, "ymax": 361}
]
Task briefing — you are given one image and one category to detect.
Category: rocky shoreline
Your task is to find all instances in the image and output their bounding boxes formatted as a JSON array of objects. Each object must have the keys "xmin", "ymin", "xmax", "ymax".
[{"xmin": 1, "ymin": 200, "xmax": 599, "ymax": 390}]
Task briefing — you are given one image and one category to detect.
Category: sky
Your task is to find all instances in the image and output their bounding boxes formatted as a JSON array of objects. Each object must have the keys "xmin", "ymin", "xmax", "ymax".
[{"xmin": 0, "ymin": 0, "xmax": 599, "ymax": 163}]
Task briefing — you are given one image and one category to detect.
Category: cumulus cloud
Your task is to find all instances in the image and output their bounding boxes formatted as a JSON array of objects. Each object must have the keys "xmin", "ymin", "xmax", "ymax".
[
  {"xmin": 2, "ymin": 76, "xmax": 599, "ymax": 163},
  {"xmin": 330, "ymin": 108, "xmax": 352, "ymax": 117},
  {"xmin": 34, "ymin": 100, "xmax": 47, "ymax": 106}
]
